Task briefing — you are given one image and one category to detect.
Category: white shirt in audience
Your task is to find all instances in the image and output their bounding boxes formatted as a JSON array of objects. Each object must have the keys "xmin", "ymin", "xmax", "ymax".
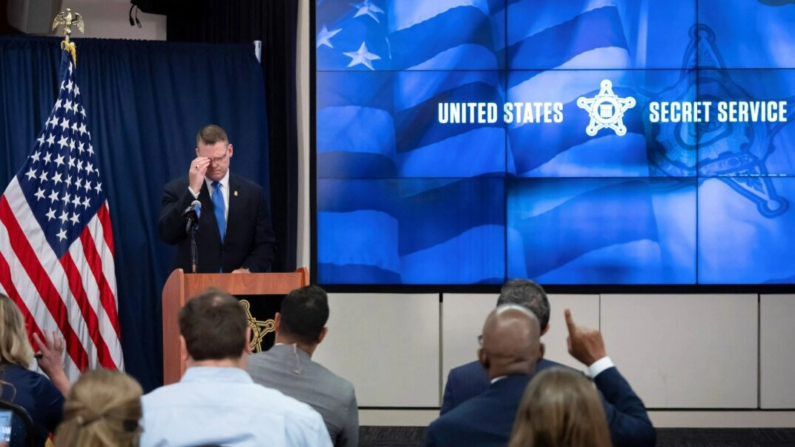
[{"xmin": 140, "ymin": 366, "xmax": 333, "ymax": 447}]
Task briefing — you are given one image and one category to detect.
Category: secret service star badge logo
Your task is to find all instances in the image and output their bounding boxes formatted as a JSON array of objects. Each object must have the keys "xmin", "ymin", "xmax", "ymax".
[{"xmin": 577, "ymin": 79, "xmax": 636, "ymax": 137}]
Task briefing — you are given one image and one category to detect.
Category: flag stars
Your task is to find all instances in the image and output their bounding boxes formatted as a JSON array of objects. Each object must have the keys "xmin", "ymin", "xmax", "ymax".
[
  {"xmin": 74, "ymin": 85, "xmax": 80, "ymax": 96},
  {"xmin": 58, "ymin": 136, "xmax": 69, "ymax": 150},
  {"xmin": 47, "ymin": 116, "xmax": 59, "ymax": 129},
  {"xmin": 69, "ymin": 139, "xmax": 76, "ymax": 152},
  {"xmin": 56, "ymin": 228, "xmax": 67, "ymax": 241},
  {"xmin": 36, "ymin": 135, "xmax": 45, "ymax": 147},
  {"xmin": 64, "ymin": 100, "xmax": 73, "ymax": 114},
  {"xmin": 59, "ymin": 118, "xmax": 70, "ymax": 132},
  {"xmin": 65, "ymin": 175, "xmax": 72, "ymax": 187},
  {"xmin": 78, "ymin": 123, "xmax": 87, "ymax": 136},
  {"xmin": 52, "ymin": 172, "xmax": 63, "ymax": 185},
  {"xmin": 61, "ymin": 192, "xmax": 71, "ymax": 206},
  {"xmin": 70, "ymin": 213, "xmax": 80, "ymax": 225},
  {"xmin": 43, "ymin": 152, "xmax": 52, "ymax": 165},
  {"xmin": 81, "ymin": 197, "xmax": 90, "ymax": 209},
  {"xmin": 48, "ymin": 190, "xmax": 59, "ymax": 203},
  {"xmin": 78, "ymin": 142, "xmax": 85, "ymax": 154},
  {"xmin": 34, "ymin": 188, "xmax": 45, "ymax": 201},
  {"xmin": 66, "ymin": 80, "xmax": 73, "ymax": 93},
  {"xmin": 25, "ymin": 167, "xmax": 37, "ymax": 181},
  {"xmin": 39, "ymin": 171, "xmax": 49, "ymax": 183},
  {"xmin": 54, "ymin": 154, "xmax": 65, "ymax": 167},
  {"xmin": 71, "ymin": 196, "xmax": 81, "ymax": 208},
  {"xmin": 344, "ymin": 42, "xmax": 381, "ymax": 70},
  {"xmin": 46, "ymin": 134, "xmax": 56, "ymax": 147},
  {"xmin": 87, "ymin": 144, "xmax": 94, "ymax": 156},
  {"xmin": 95, "ymin": 182, "xmax": 102, "ymax": 194},
  {"xmin": 68, "ymin": 158, "xmax": 75, "ymax": 170},
  {"xmin": 79, "ymin": 107, "xmax": 86, "ymax": 119},
  {"xmin": 71, "ymin": 122, "xmax": 79, "ymax": 133},
  {"xmin": 86, "ymin": 163, "xmax": 94, "ymax": 175},
  {"xmin": 54, "ymin": 98, "xmax": 63, "ymax": 110},
  {"xmin": 351, "ymin": 0, "xmax": 384, "ymax": 23},
  {"xmin": 75, "ymin": 178, "xmax": 83, "ymax": 191},
  {"xmin": 316, "ymin": 25, "xmax": 342, "ymax": 49},
  {"xmin": 85, "ymin": 180, "xmax": 92, "ymax": 192},
  {"xmin": 31, "ymin": 151, "xmax": 41, "ymax": 163},
  {"xmin": 77, "ymin": 160, "xmax": 84, "ymax": 173},
  {"xmin": 46, "ymin": 208, "xmax": 56, "ymax": 221}
]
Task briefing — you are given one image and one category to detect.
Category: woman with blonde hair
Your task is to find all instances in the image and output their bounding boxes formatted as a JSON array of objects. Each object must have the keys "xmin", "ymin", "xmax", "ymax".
[
  {"xmin": 0, "ymin": 294, "xmax": 69, "ymax": 447},
  {"xmin": 509, "ymin": 367, "xmax": 613, "ymax": 447},
  {"xmin": 55, "ymin": 368, "xmax": 143, "ymax": 447}
]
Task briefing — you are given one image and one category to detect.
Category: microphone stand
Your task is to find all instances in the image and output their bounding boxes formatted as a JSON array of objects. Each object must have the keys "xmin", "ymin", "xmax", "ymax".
[{"xmin": 186, "ymin": 218, "xmax": 199, "ymax": 274}]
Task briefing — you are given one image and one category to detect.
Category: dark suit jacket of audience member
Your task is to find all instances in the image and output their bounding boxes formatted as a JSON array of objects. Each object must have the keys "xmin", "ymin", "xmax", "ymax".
[
  {"xmin": 157, "ymin": 173, "xmax": 276, "ymax": 273},
  {"xmin": 426, "ymin": 374, "xmax": 531, "ymax": 447},
  {"xmin": 0, "ymin": 364, "xmax": 64, "ymax": 447},
  {"xmin": 441, "ymin": 360, "xmax": 656, "ymax": 447},
  {"xmin": 246, "ymin": 344, "xmax": 358, "ymax": 447},
  {"xmin": 441, "ymin": 358, "xmax": 562, "ymax": 415}
]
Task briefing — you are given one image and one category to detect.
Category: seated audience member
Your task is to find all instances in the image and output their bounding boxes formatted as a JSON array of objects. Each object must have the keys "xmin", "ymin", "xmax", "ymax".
[
  {"xmin": 54, "ymin": 368, "xmax": 143, "ymax": 447},
  {"xmin": 509, "ymin": 367, "xmax": 612, "ymax": 447},
  {"xmin": 247, "ymin": 285, "xmax": 358, "ymax": 447},
  {"xmin": 442, "ymin": 280, "xmax": 656, "ymax": 447},
  {"xmin": 140, "ymin": 288, "xmax": 332, "ymax": 447},
  {"xmin": 0, "ymin": 294, "xmax": 69, "ymax": 447},
  {"xmin": 424, "ymin": 305, "xmax": 543, "ymax": 447},
  {"xmin": 442, "ymin": 279, "xmax": 560, "ymax": 414}
]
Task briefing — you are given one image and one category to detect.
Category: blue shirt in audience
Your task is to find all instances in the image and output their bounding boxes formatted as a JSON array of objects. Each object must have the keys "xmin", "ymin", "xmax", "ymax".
[{"xmin": 140, "ymin": 366, "xmax": 333, "ymax": 447}]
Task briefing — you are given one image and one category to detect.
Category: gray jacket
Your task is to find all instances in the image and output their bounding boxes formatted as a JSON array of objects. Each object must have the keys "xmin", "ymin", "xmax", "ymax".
[{"xmin": 247, "ymin": 344, "xmax": 359, "ymax": 447}]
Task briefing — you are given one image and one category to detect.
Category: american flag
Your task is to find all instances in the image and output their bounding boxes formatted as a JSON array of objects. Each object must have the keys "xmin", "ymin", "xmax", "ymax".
[{"xmin": 0, "ymin": 49, "xmax": 123, "ymax": 378}]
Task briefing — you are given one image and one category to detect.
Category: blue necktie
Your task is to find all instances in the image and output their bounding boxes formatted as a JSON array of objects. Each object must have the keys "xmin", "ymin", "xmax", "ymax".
[{"xmin": 212, "ymin": 181, "xmax": 226, "ymax": 243}]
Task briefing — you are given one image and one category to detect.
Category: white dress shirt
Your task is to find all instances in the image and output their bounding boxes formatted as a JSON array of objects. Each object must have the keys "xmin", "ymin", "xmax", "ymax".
[
  {"xmin": 588, "ymin": 356, "xmax": 615, "ymax": 378},
  {"xmin": 141, "ymin": 367, "xmax": 332, "ymax": 447},
  {"xmin": 188, "ymin": 170, "xmax": 230, "ymax": 221}
]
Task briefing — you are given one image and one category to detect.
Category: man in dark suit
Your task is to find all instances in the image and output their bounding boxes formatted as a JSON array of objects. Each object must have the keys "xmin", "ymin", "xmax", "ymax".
[
  {"xmin": 441, "ymin": 279, "xmax": 656, "ymax": 447},
  {"xmin": 425, "ymin": 305, "xmax": 543, "ymax": 447},
  {"xmin": 158, "ymin": 125, "xmax": 275, "ymax": 273},
  {"xmin": 441, "ymin": 279, "xmax": 561, "ymax": 414}
]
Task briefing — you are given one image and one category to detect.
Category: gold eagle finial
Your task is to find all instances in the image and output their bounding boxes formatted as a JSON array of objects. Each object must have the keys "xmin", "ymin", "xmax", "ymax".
[{"xmin": 52, "ymin": 8, "xmax": 84, "ymax": 64}]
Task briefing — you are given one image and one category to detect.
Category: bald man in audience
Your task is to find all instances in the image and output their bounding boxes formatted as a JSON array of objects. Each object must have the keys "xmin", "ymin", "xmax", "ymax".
[
  {"xmin": 443, "ymin": 279, "xmax": 656, "ymax": 447},
  {"xmin": 423, "ymin": 305, "xmax": 543, "ymax": 447}
]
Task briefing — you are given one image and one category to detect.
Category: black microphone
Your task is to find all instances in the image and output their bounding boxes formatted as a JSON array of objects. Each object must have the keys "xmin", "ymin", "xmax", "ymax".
[{"xmin": 183, "ymin": 200, "xmax": 201, "ymax": 234}]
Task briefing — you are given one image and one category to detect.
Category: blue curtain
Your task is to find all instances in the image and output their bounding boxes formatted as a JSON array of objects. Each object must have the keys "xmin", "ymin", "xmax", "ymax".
[{"xmin": 0, "ymin": 36, "xmax": 270, "ymax": 391}]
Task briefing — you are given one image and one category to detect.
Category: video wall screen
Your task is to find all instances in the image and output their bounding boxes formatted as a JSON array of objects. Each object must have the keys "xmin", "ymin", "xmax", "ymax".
[{"xmin": 313, "ymin": 0, "xmax": 795, "ymax": 285}]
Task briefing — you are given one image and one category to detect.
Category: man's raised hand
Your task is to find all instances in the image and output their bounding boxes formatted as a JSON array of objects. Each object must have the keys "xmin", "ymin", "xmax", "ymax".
[
  {"xmin": 565, "ymin": 309, "xmax": 607, "ymax": 367},
  {"xmin": 189, "ymin": 156, "xmax": 211, "ymax": 193}
]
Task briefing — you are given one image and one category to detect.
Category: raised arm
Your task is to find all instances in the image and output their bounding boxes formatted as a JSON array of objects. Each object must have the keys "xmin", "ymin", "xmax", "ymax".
[{"xmin": 565, "ymin": 309, "xmax": 656, "ymax": 447}]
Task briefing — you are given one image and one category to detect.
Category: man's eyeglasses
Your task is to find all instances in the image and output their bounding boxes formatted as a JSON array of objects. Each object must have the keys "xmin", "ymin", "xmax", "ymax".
[
  {"xmin": 477, "ymin": 335, "xmax": 483, "ymax": 346},
  {"xmin": 209, "ymin": 153, "xmax": 228, "ymax": 164}
]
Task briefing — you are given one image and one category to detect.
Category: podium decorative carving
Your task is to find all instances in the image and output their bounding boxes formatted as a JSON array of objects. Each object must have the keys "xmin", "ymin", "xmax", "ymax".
[{"xmin": 240, "ymin": 299, "xmax": 275, "ymax": 353}]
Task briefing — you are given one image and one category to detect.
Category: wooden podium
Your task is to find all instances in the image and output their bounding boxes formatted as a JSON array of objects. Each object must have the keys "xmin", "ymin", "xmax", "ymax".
[{"xmin": 161, "ymin": 267, "xmax": 309, "ymax": 385}]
